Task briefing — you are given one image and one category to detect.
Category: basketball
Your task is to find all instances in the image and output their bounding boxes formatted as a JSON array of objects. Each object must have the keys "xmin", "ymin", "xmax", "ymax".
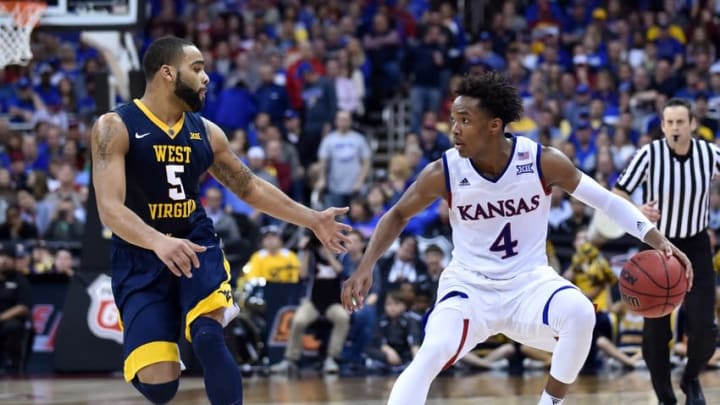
[{"xmin": 618, "ymin": 250, "xmax": 688, "ymax": 318}]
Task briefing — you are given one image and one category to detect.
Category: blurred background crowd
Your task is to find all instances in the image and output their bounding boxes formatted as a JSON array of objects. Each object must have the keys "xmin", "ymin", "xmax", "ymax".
[{"xmin": 3, "ymin": 0, "xmax": 720, "ymax": 378}]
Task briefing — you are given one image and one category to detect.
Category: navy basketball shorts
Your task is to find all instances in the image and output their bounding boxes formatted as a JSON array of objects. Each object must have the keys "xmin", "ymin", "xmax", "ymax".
[{"xmin": 110, "ymin": 241, "xmax": 233, "ymax": 382}]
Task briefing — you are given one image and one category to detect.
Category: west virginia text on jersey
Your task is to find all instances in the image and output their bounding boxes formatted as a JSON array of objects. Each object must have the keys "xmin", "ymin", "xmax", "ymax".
[{"xmin": 113, "ymin": 99, "xmax": 215, "ymax": 243}]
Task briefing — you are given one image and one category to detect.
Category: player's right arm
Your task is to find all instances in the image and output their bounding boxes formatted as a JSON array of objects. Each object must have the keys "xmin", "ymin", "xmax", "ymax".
[
  {"xmin": 341, "ymin": 159, "xmax": 448, "ymax": 312},
  {"xmin": 540, "ymin": 146, "xmax": 693, "ymax": 289},
  {"xmin": 91, "ymin": 113, "xmax": 204, "ymax": 278}
]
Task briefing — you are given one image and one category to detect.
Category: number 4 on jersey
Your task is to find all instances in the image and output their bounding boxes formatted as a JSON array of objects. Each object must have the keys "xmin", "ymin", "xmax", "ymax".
[{"xmin": 490, "ymin": 223, "xmax": 518, "ymax": 259}]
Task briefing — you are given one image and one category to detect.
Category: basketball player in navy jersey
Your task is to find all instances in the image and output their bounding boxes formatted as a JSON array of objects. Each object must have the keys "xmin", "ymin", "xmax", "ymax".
[
  {"xmin": 91, "ymin": 36, "xmax": 351, "ymax": 405},
  {"xmin": 341, "ymin": 72, "xmax": 692, "ymax": 405}
]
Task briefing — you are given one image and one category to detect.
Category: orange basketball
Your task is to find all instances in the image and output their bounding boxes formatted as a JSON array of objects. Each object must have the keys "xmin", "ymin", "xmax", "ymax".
[{"xmin": 618, "ymin": 250, "xmax": 688, "ymax": 318}]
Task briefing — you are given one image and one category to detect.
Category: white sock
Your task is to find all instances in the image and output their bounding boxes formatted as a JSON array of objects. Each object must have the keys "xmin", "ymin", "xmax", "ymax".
[{"xmin": 538, "ymin": 390, "xmax": 564, "ymax": 405}]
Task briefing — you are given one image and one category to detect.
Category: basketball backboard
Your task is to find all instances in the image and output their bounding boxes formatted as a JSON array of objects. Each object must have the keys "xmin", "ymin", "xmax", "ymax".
[{"xmin": 39, "ymin": 0, "xmax": 143, "ymax": 30}]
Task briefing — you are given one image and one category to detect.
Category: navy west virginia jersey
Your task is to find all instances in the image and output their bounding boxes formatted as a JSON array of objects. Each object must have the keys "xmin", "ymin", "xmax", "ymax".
[
  {"xmin": 114, "ymin": 99, "xmax": 215, "ymax": 244},
  {"xmin": 110, "ymin": 99, "xmax": 234, "ymax": 383}
]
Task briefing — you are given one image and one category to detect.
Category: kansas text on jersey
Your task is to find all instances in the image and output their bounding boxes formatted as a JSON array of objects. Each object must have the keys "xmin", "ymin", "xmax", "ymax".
[{"xmin": 442, "ymin": 135, "xmax": 551, "ymax": 279}]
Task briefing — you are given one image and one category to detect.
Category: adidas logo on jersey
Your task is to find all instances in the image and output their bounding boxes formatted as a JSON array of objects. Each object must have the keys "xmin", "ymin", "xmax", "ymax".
[
  {"xmin": 636, "ymin": 221, "xmax": 646, "ymax": 232},
  {"xmin": 459, "ymin": 177, "xmax": 471, "ymax": 187}
]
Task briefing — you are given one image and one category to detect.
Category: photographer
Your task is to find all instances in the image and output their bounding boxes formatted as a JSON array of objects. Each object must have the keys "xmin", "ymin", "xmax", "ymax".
[{"xmin": 44, "ymin": 197, "xmax": 84, "ymax": 241}]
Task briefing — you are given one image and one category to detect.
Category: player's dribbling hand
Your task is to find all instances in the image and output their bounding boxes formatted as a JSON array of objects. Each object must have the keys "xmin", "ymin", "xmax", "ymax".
[
  {"xmin": 311, "ymin": 207, "xmax": 353, "ymax": 254},
  {"xmin": 341, "ymin": 269, "xmax": 373, "ymax": 312},
  {"xmin": 153, "ymin": 236, "xmax": 207, "ymax": 278},
  {"xmin": 662, "ymin": 241, "xmax": 693, "ymax": 292}
]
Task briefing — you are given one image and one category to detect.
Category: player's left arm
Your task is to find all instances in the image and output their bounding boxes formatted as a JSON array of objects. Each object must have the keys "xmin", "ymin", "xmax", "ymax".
[
  {"xmin": 539, "ymin": 146, "xmax": 693, "ymax": 288},
  {"xmin": 204, "ymin": 119, "xmax": 352, "ymax": 253}
]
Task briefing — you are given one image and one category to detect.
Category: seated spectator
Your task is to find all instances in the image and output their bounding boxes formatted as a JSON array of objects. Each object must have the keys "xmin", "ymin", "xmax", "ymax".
[
  {"xmin": 609, "ymin": 127, "xmax": 637, "ymax": 171},
  {"xmin": 415, "ymin": 244, "xmax": 445, "ymax": 303},
  {"xmin": 327, "ymin": 58, "xmax": 363, "ymax": 118},
  {"xmin": 0, "ymin": 204, "xmax": 38, "ymax": 241},
  {"xmin": 30, "ymin": 241, "xmax": 54, "ymax": 274},
  {"xmin": 418, "ymin": 112, "xmax": 451, "ymax": 162},
  {"xmin": 238, "ymin": 225, "xmax": 300, "ymax": 289},
  {"xmin": 51, "ymin": 249, "xmax": 75, "ymax": 277},
  {"xmin": 548, "ymin": 187, "xmax": 572, "ymax": 234},
  {"xmin": 422, "ymin": 199, "xmax": 451, "ymax": 241},
  {"xmin": 374, "ymin": 235, "xmax": 428, "ymax": 311},
  {"xmin": 556, "ymin": 197, "xmax": 590, "ymax": 236},
  {"xmin": 0, "ymin": 243, "xmax": 31, "ymax": 373},
  {"xmin": 246, "ymin": 146, "xmax": 278, "ymax": 187},
  {"xmin": 345, "ymin": 196, "xmax": 377, "ymax": 239},
  {"xmin": 7, "ymin": 78, "xmax": 44, "ymax": 124},
  {"xmin": 366, "ymin": 183, "xmax": 390, "ymax": 220},
  {"xmin": 384, "ymin": 154, "xmax": 412, "ymax": 205},
  {"xmin": 270, "ymin": 233, "xmax": 350, "ymax": 374},
  {"xmin": 459, "ymin": 334, "xmax": 517, "ymax": 371},
  {"xmin": 264, "ymin": 140, "xmax": 293, "ymax": 195},
  {"xmin": 16, "ymin": 188, "xmax": 47, "ymax": 236},
  {"xmin": 344, "ymin": 230, "xmax": 371, "ymax": 366},
  {"xmin": 203, "ymin": 186, "xmax": 241, "ymax": 244},
  {"xmin": 254, "ymin": 64, "xmax": 289, "ymax": 128},
  {"xmin": 403, "ymin": 142, "xmax": 428, "ymax": 184},
  {"xmin": 569, "ymin": 120, "xmax": 597, "ymax": 174},
  {"xmin": 42, "ymin": 162, "xmax": 84, "ymax": 221},
  {"xmin": 263, "ymin": 126, "xmax": 303, "ymax": 200},
  {"xmin": 0, "ymin": 169, "xmax": 14, "ymax": 221},
  {"xmin": 563, "ymin": 233, "xmax": 617, "ymax": 374},
  {"xmin": 364, "ymin": 291, "xmax": 421, "ymax": 373},
  {"xmin": 598, "ymin": 301, "xmax": 644, "ymax": 370},
  {"xmin": 12, "ymin": 243, "xmax": 30, "ymax": 276}
]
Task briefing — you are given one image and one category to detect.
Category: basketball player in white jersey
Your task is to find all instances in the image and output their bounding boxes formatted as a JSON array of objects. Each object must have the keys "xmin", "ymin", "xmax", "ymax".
[{"xmin": 341, "ymin": 72, "xmax": 693, "ymax": 405}]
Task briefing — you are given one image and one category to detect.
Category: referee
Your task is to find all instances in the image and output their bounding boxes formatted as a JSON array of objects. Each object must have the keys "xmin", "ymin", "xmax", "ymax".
[{"xmin": 613, "ymin": 98, "xmax": 717, "ymax": 405}]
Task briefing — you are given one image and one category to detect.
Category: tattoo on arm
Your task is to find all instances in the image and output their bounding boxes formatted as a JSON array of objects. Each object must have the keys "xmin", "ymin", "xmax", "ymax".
[
  {"xmin": 93, "ymin": 121, "xmax": 114, "ymax": 171},
  {"xmin": 212, "ymin": 153, "xmax": 255, "ymax": 199}
]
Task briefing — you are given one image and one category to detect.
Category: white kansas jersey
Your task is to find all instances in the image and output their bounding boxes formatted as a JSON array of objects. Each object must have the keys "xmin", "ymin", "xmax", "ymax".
[{"xmin": 442, "ymin": 135, "xmax": 551, "ymax": 279}]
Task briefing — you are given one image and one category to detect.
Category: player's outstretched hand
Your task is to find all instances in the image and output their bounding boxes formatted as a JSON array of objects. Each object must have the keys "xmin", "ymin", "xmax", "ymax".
[
  {"xmin": 153, "ymin": 236, "xmax": 207, "ymax": 278},
  {"xmin": 311, "ymin": 206, "xmax": 352, "ymax": 254},
  {"xmin": 660, "ymin": 241, "xmax": 693, "ymax": 292},
  {"xmin": 341, "ymin": 269, "xmax": 373, "ymax": 312}
]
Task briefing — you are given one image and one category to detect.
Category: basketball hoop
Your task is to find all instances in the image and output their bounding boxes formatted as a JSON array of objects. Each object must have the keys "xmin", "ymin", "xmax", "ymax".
[{"xmin": 0, "ymin": 1, "xmax": 47, "ymax": 67}]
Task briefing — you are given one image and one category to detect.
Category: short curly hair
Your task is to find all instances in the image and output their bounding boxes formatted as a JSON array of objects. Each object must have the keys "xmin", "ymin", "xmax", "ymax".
[{"xmin": 455, "ymin": 72, "xmax": 523, "ymax": 126}]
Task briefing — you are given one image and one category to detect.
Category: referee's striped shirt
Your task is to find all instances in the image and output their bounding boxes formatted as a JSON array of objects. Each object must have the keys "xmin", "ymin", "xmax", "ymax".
[{"xmin": 615, "ymin": 138, "xmax": 720, "ymax": 239}]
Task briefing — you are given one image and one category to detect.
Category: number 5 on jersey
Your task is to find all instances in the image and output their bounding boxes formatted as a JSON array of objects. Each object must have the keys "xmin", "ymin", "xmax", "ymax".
[
  {"xmin": 166, "ymin": 164, "xmax": 186, "ymax": 200},
  {"xmin": 490, "ymin": 223, "xmax": 518, "ymax": 259}
]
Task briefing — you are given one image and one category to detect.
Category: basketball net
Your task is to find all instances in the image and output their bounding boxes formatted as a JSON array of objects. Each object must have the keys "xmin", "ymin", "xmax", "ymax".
[{"xmin": 0, "ymin": 1, "xmax": 47, "ymax": 67}]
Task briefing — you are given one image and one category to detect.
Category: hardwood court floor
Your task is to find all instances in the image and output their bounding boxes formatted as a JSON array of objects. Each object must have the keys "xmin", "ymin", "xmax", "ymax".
[{"xmin": 2, "ymin": 369, "xmax": 720, "ymax": 404}]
